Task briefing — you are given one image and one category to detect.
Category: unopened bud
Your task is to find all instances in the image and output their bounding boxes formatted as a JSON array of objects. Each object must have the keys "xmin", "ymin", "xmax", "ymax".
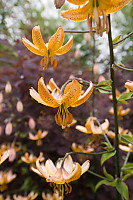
[
  {"xmin": 5, "ymin": 82, "xmax": 12, "ymax": 94},
  {"xmin": 54, "ymin": 0, "xmax": 65, "ymax": 9},
  {"xmin": 0, "ymin": 104, "xmax": 2, "ymax": 112},
  {"xmin": 74, "ymin": 49, "xmax": 81, "ymax": 59},
  {"xmin": 28, "ymin": 118, "xmax": 36, "ymax": 129},
  {"xmin": 16, "ymin": 100, "xmax": 23, "ymax": 112},
  {"xmin": 84, "ymin": 33, "xmax": 91, "ymax": 42},
  {"xmin": 93, "ymin": 63, "xmax": 99, "ymax": 75},
  {"xmin": 5, "ymin": 122, "xmax": 13, "ymax": 135},
  {"xmin": 0, "ymin": 93, "xmax": 3, "ymax": 103},
  {"xmin": 98, "ymin": 75, "xmax": 105, "ymax": 83},
  {"xmin": 9, "ymin": 149, "xmax": 16, "ymax": 162}
]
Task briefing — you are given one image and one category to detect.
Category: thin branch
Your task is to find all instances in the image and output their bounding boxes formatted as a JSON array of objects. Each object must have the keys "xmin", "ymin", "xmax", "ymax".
[
  {"xmin": 113, "ymin": 63, "xmax": 133, "ymax": 72},
  {"xmin": 87, "ymin": 169, "xmax": 113, "ymax": 182},
  {"xmin": 113, "ymin": 31, "xmax": 133, "ymax": 45},
  {"xmin": 64, "ymin": 30, "xmax": 95, "ymax": 34}
]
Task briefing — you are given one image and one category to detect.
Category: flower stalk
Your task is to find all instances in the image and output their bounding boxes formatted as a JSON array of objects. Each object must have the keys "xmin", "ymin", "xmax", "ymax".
[{"xmin": 108, "ymin": 14, "xmax": 120, "ymax": 200}]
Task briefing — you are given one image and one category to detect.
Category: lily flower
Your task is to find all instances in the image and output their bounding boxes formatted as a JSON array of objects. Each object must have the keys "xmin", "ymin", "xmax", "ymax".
[
  {"xmin": 21, "ymin": 152, "xmax": 44, "ymax": 164},
  {"xmin": 0, "ymin": 195, "xmax": 11, "ymax": 200},
  {"xmin": 30, "ymin": 77, "xmax": 93, "ymax": 128},
  {"xmin": 13, "ymin": 192, "xmax": 38, "ymax": 200},
  {"xmin": 76, "ymin": 117, "xmax": 109, "ymax": 135},
  {"xmin": 125, "ymin": 80, "xmax": 133, "ymax": 91},
  {"xmin": 31, "ymin": 155, "xmax": 90, "ymax": 194},
  {"xmin": 42, "ymin": 190, "xmax": 62, "ymax": 200},
  {"xmin": 61, "ymin": 0, "xmax": 131, "ymax": 36},
  {"xmin": 0, "ymin": 171, "xmax": 16, "ymax": 192},
  {"xmin": 71, "ymin": 142, "xmax": 94, "ymax": 153},
  {"xmin": 29, "ymin": 129, "xmax": 48, "ymax": 146},
  {"xmin": 107, "ymin": 127, "xmax": 129, "ymax": 139},
  {"xmin": 109, "ymin": 105, "xmax": 130, "ymax": 119},
  {"xmin": 0, "ymin": 150, "xmax": 9, "ymax": 165},
  {"xmin": 22, "ymin": 26, "xmax": 73, "ymax": 69}
]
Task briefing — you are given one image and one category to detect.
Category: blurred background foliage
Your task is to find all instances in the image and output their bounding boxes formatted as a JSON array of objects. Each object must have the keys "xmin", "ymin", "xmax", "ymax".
[{"xmin": 0, "ymin": 0, "xmax": 133, "ymax": 199}]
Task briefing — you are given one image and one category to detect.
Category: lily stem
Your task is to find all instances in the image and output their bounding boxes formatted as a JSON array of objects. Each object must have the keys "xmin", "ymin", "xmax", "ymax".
[
  {"xmin": 87, "ymin": 169, "xmax": 113, "ymax": 182},
  {"xmin": 108, "ymin": 15, "xmax": 120, "ymax": 200}
]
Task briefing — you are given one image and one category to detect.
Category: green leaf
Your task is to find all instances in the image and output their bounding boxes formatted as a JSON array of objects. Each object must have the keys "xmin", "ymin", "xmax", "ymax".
[
  {"xmin": 103, "ymin": 167, "xmax": 114, "ymax": 180},
  {"xmin": 118, "ymin": 100, "xmax": 128, "ymax": 105},
  {"xmin": 119, "ymin": 135, "xmax": 133, "ymax": 145},
  {"xmin": 95, "ymin": 180, "xmax": 116, "ymax": 192},
  {"xmin": 101, "ymin": 151, "xmax": 116, "ymax": 166},
  {"xmin": 113, "ymin": 35, "xmax": 121, "ymax": 43},
  {"xmin": 118, "ymin": 92, "xmax": 133, "ymax": 101},
  {"xmin": 98, "ymin": 80, "xmax": 112, "ymax": 86},
  {"xmin": 98, "ymin": 88, "xmax": 111, "ymax": 94},
  {"xmin": 122, "ymin": 174, "xmax": 133, "ymax": 181},
  {"xmin": 101, "ymin": 142, "xmax": 111, "ymax": 147},
  {"xmin": 122, "ymin": 163, "xmax": 133, "ymax": 171},
  {"xmin": 116, "ymin": 180, "xmax": 129, "ymax": 200}
]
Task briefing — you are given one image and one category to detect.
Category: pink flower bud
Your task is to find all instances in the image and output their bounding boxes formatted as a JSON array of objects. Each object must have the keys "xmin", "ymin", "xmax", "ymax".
[
  {"xmin": 54, "ymin": 0, "xmax": 65, "ymax": 9},
  {"xmin": 9, "ymin": 149, "xmax": 16, "ymax": 162},
  {"xmin": 74, "ymin": 49, "xmax": 81, "ymax": 59},
  {"xmin": 93, "ymin": 63, "xmax": 99, "ymax": 75},
  {"xmin": 16, "ymin": 100, "xmax": 23, "ymax": 112},
  {"xmin": 5, "ymin": 82, "xmax": 12, "ymax": 94},
  {"xmin": 28, "ymin": 118, "xmax": 36, "ymax": 129},
  {"xmin": 84, "ymin": 33, "xmax": 91, "ymax": 42},
  {"xmin": 5, "ymin": 122, "xmax": 13, "ymax": 135},
  {"xmin": 98, "ymin": 75, "xmax": 105, "ymax": 83},
  {"xmin": 0, "ymin": 93, "xmax": 3, "ymax": 103}
]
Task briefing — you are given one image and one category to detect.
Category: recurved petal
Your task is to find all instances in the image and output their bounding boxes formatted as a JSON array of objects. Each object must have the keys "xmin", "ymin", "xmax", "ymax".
[
  {"xmin": 61, "ymin": 80, "xmax": 81, "ymax": 107},
  {"xmin": 0, "ymin": 151, "xmax": 9, "ymax": 165},
  {"xmin": 67, "ymin": 0, "xmax": 88, "ymax": 5},
  {"xmin": 81, "ymin": 160, "xmax": 90, "ymax": 175},
  {"xmin": 101, "ymin": 119, "xmax": 109, "ymax": 131},
  {"xmin": 63, "ymin": 155, "xmax": 73, "ymax": 174},
  {"xmin": 45, "ymin": 159, "xmax": 57, "ymax": 175},
  {"xmin": 32, "ymin": 26, "xmax": 48, "ymax": 56},
  {"xmin": 71, "ymin": 81, "xmax": 93, "ymax": 107},
  {"xmin": 63, "ymin": 163, "xmax": 81, "ymax": 182},
  {"xmin": 30, "ymin": 87, "xmax": 50, "ymax": 106},
  {"xmin": 48, "ymin": 26, "xmax": 64, "ymax": 56},
  {"xmin": 22, "ymin": 37, "xmax": 45, "ymax": 56},
  {"xmin": 29, "ymin": 132, "xmax": 38, "ymax": 140},
  {"xmin": 55, "ymin": 35, "xmax": 73, "ymax": 55},
  {"xmin": 76, "ymin": 125, "xmax": 88, "ymax": 134},
  {"xmin": 31, "ymin": 166, "xmax": 44, "ymax": 177},
  {"xmin": 61, "ymin": 2, "xmax": 90, "ymax": 21},
  {"xmin": 36, "ymin": 159, "xmax": 49, "ymax": 178},
  {"xmin": 49, "ymin": 78, "xmax": 61, "ymax": 93},
  {"xmin": 38, "ymin": 77, "xmax": 59, "ymax": 108},
  {"xmin": 125, "ymin": 81, "xmax": 133, "ymax": 91},
  {"xmin": 121, "ymin": 108, "xmax": 130, "ymax": 116}
]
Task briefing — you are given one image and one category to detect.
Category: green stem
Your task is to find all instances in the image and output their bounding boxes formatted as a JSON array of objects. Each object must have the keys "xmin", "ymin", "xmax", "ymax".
[
  {"xmin": 113, "ymin": 31, "xmax": 133, "ymax": 45},
  {"xmin": 87, "ymin": 169, "xmax": 113, "ymax": 182},
  {"xmin": 64, "ymin": 30, "xmax": 95, "ymax": 33},
  {"xmin": 121, "ymin": 147, "xmax": 131, "ymax": 177},
  {"xmin": 108, "ymin": 15, "xmax": 120, "ymax": 200},
  {"xmin": 92, "ymin": 35, "xmax": 96, "ymax": 116}
]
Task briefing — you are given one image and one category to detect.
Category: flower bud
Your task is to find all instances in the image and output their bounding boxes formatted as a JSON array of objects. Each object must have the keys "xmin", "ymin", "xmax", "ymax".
[
  {"xmin": 93, "ymin": 63, "xmax": 99, "ymax": 75},
  {"xmin": 5, "ymin": 122, "xmax": 13, "ymax": 135},
  {"xmin": 0, "ymin": 104, "xmax": 2, "ymax": 112},
  {"xmin": 98, "ymin": 75, "xmax": 105, "ymax": 83},
  {"xmin": 9, "ymin": 149, "xmax": 16, "ymax": 162},
  {"xmin": 54, "ymin": 0, "xmax": 65, "ymax": 9},
  {"xmin": 125, "ymin": 81, "xmax": 133, "ymax": 92},
  {"xmin": 84, "ymin": 33, "xmax": 91, "ymax": 42},
  {"xmin": 16, "ymin": 100, "xmax": 23, "ymax": 112},
  {"xmin": 28, "ymin": 118, "xmax": 36, "ymax": 129},
  {"xmin": 5, "ymin": 82, "xmax": 12, "ymax": 94},
  {"xmin": 0, "ymin": 93, "xmax": 3, "ymax": 103},
  {"xmin": 74, "ymin": 49, "xmax": 81, "ymax": 59},
  {"xmin": 0, "ymin": 126, "xmax": 2, "ymax": 135}
]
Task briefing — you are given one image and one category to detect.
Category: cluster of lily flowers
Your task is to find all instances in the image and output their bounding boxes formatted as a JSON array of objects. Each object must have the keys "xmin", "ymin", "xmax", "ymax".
[{"xmin": 0, "ymin": 0, "xmax": 133, "ymax": 199}]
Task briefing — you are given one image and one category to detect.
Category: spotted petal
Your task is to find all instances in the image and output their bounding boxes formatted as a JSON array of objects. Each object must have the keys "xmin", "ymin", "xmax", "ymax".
[
  {"xmin": 67, "ymin": 0, "xmax": 88, "ymax": 5},
  {"xmin": 48, "ymin": 26, "xmax": 64, "ymax": 56},
  {"xmin": 55, "ymin": 35, "xmax": 73, "ymax": 55},
  {"xmin": 38, "ymin": 77, "xmax": 59, "ymax": 108},
  {"xmin": 22, "ymin": 38, "xmax": 45, "ymax": 56},
  {"xmin": 71, "ymin": 81, "xmax": 93, "ymax": 107},
  {"xmin": 61, "ymin": 80, "xmax": 81, "ymax": 107},
  {"xmin": 32, "ymin": 26, "xmax": 48, "ymax": 56}
]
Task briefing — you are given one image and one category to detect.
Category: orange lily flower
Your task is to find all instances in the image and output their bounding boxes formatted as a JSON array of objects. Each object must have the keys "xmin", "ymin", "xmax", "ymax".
[
  {"xmin": 61, "ymin": 0, "xmax": 131, "ymax": 36},
  {"xmin": 0, "ymin": 150, "xmax": 9, "ymax": 165},
  {"xmin": 119, "ymin": 144, "xmax": 133, "ymax": 152},
  {"xmin": 125, "ymin": 80, "xmax": 133, "ymax": 91},
  {"xmin": 107, "ymin": 126, "xmax": 129, "ymax": 139},
  {"xmin": 42, "ymin": 190, "xmax": 62, "ymax": 200},
  {"xmin": 109, "ymin": 89, "xmax": 120, "ymax": 100},
  {"xmin": 13, "ymin": 192, "xmax": 38, "ymax": 200},
  {"xmin": 31, "ymin": 155, "xmax": 90, "ymax": 194},
  {"xmin": 0, "ymin": 171, "xmax": 16, "ymax": 192},
  {"xmin": 29, "ymin": 129, "xmax": 48, "ymax": 146},
  {"xmin": 109, "ymin": 105, "xmax": 130, "ymax": 119},
  {"xmin": 22, "ymin": 26, "xmax": 73, "ymax": 69},
  {"xmin": 0, "ymin": 195, "xmax": 11, "ymax": 200},
  {"xmin": 30, "ymin": 77, "xmax": 93, "ymax": 128},
  {"xmin": 76, "ymin": 117, "xmax": 109, "ymax": 135},
  {"xmin": 21, "ymin": 152, "xmax": 44, "ymax": 164},
  {"xmin": 71, "ymin": 142, "xmax": 94, "ymax": 153}
]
